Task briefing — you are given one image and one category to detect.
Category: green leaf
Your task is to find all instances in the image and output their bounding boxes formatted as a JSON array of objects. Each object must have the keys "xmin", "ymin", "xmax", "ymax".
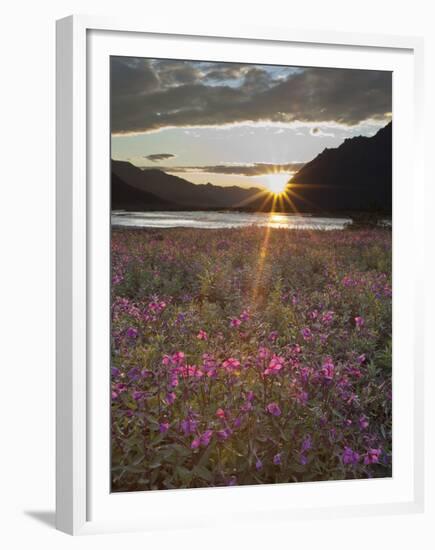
[{"xmin": 194, "ymin": 465, "xmax": 213, "ymax": 482}]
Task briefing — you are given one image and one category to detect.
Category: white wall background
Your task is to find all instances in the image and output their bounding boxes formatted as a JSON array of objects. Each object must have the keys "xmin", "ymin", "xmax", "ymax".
[{"xmin": 0, "ymin": 0, "xmax": 433, "ymax": 547}]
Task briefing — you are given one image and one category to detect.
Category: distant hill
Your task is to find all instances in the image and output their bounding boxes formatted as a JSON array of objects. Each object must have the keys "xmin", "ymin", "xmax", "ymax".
[
  {"xmin": 111, "ymin": 172, "xmax": 175, "ymax": 210},
  {"xmin": 111, "ymin": 160, "xmax": 264, "ymax": 209},
  {"xmin": 288, "ymin": 122, "xmax": 392, "ymax": 212}
]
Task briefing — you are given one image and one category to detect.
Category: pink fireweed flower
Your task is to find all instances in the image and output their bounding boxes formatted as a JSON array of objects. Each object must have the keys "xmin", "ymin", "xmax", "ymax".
[
  {"xmin": 355, "ymin": 316, "xmax": 365, "ymax": 328},
  {"xmin": 132, "ymin": 390, "xmax": 144, "ymax": 401},
  {"xmin": 246, "ymin": 390, "xmax": 255, "ymax": 402},
  {"xmin": 364, "ymin": 448, "xmax": 382, "ymax": 465},
  {"xmin": 309, "ymin": 309, "xmax": 319, "ymax": 320},
  {"xmin": 240, "ymin": 309, "xmax": 250, "ymax": 321},
  {"xmin": 126, "ymin": 326, "xmax": 138, "ymax": 339},
  {"xmin": 359, "ymin": 414, "xmax": 369, "ymax": 430},
  {"xmin": 320, "ymin": 357, "xmax": 335, "ymax": 381},
  {"xmin": 233, "ymin": 417, "xmax": 242, "ymax": 429},
  {"xmin": 169, "ymin": 374, "xmax": 179, "ymax": 387},
  {"xmin": 258, "ymin": 346, "xmax": 270, "ymax": 360},
  {"xmin": 191, "ymin": 437, "xmax": 200, "ymax": 449},
  {"xmin": 199, "ymin": 429, "xmax": 213, "ymax": 447},
  {"xmin": 222, "ymin": 357, "xmax": 241, "ymax": 373},
  {"xmin": 301, "ymin": 327, "xmax": 312, "ymax": 341},
  {"xmin": 357, "ymin": 353, "xmax": 366, "ymax": 364},
  {"xmin": 264, "ymin": 355, "xmax": 285, "ymax": 376},
  {"xmin": 159, "ymin": 422, "xmax": 170, "ymax": 433},
  {"xmin": 266, "ymin": 402, "xmax": 281, "ymax": 416},
  {"xmin": 321, "ymin": 310, "xmax": 334, "ymax": 324},
  {"xmin": 162, "ymin": 354, "xmax": 172, "ymax": 366},
  {"xmin": 180, "ymin": 418, "xmax": 198, "ymax": 436},
  {"xmin": 301, "ymin": 435, "xmax": 312, "ymax": 453},
  {"xmin": 230, "ymin": 318, "xmax": 242, "ymax": 328},
  {"xmin": 342, "ymin": 446, "xmax": 360, "ymax": 465},
  {"xmin": 172, "ymin": 351, "xmax": 185, "ymax": 365},
  {"xmin": 217, "ymin": 428, "xmax": 232, "ymax": 441},
  {"xmin": 241, "ymin": 400, "xmax": 253, "ymax": 412},
  {"xmin": 197, "ymin": 329, "xmax": 208, "ymax": 341},
  {"xmin": 178, "ymin": 365, "xmax": 204, "ymax": 378},
  {"xmin": 165, "ymin": 392, "xmax": 176, "ymax": 405},
  {"xmin": 216, "ymin": 408, "xmax": 226, "ymax": 419},
  {"xmin": 255, "ymin": 458, "xmax": 263, "ymax": 471},
  {"xmin": 268, "ymin": 330, "xmax": 279, "ymax": 342},
  {"xmin": 295, "ymin": 390, "xmax": 309, "ymax": 406}
]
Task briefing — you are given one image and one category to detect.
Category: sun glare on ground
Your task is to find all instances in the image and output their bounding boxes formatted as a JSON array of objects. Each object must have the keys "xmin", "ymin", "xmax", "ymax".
[{"xmin": 265, "ymin": 173, "xmax": 290, "ymax": 195}]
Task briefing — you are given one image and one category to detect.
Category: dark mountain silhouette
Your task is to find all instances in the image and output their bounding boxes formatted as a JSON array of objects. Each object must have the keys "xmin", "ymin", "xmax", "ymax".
[
  {"xmin": 287, "ymin": 122, "xmax": 392, "ymax": 212},
  {"xmin": 112, "ymin": 172, "xmax": 175, "ymax": 210},
  {"xmin": 111, "ymin": 160, "xmax": 263, "ymax": 209}
]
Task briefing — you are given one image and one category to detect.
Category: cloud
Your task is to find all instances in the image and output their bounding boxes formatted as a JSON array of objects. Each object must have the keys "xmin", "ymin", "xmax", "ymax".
[
  {"xmin": 141, "ymin": 162, "xmax": 305, "ymax": 176},
  {"xmin": 310, "ymin": 127, "xmax": 335, "ymax": 137},
  {"xmin": 111, "ymin": 57, "xmax": 392, "ymax": 135},
  {"xmin": 144, "ymin": 153, "xmax": 176, "ymax": 162}
]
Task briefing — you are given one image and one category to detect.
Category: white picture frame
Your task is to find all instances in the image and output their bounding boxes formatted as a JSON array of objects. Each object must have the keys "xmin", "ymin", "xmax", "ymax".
[{"xmin": 56, "ymin": 15, "xmax": 425, "ymax": 535}]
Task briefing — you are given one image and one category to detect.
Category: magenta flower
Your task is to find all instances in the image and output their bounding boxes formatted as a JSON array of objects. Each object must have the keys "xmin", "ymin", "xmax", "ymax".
[
  {"xmin": 264, "ymin": 355, "xmax": 285, "ymax": 376},
  {"xmin": 255, "ymin": 458, "xmax": 263, "ymax": 471},
  {"xmin": 359, "ymin": 414, "xmax": 369, "ymax": 430},
  {"xmin": 159, "ymin": 422, "xmax": 170, "ymax": 433},
  {"xmin": 355, "ymin": 316, "xmax": 365, "ymax": 328},
  {"xmin": 165, "ymin": 392, "xmax": 176, "ymax": 405},
  {"xmin": 233, "ymin": 417, "xmax": 242, "ymax": 428},
  {"xmin": 216, "ymin": 408, "xmax": 226, "ymax": 419},
  {"xmin": 322, "ymin": 310, "xmax": 334, "ymax": 324},
  {"xmin": 217, "ymin": 428, "xmax": 232, "ymax": 441},
  {"xmin": 230, "ymin": 318, "xmax": 242, "ymax": 328},
  {"xmin": 199, "ymin": 429, "xmax": 213, "ymax": 447},
  {"xmin": 301, "ymin": 434, "xmax": 312, "ymax": 453},
  {"xmin": 273, "ymin": 453, "xmax": 282, "ymax": 465},
  {"xmin": 257, "ymin": 346, "xmax": 270, "ymax": 360},
  {"xmin": 364, "ymin": 448, "xmax": 382, "ymax": 465},
  {"xmin": 295, "ymin": 390, "xmax": 309, "ymax": 405},
  {"xmin": 246, "ymin": 390, "xmax": 255, "ymax": 402},
  {"xmin": 342, "ymin": 446, "xmax": 360, "ymax": 465},
  {"xmin": 266, "ymin": 402, "xmax": 281, "ymax": 416},
  {"xmin": 240, "ymin": 310, "xmax": 250, "ymax": 321},
  {"xmin": 301, "ymin": 327, "xmax": 312, "ymax": 341},
  {"xmin": 268, "ymin": 330, "xmax": 279, "ymax": 342},
  {"xmin": 241, "ymin": 400, "xmax": 253, "ymax": 412},
  {"xmin": 222, "ymin": 357, "xmax": 241, "ymax": 373},
  {"xmin": 357, "ymin": 353, "xmax": 366, "ymax": 364},
  {"xmin": 309, "ymin": 309, "xmax": 319, "ymax": 320},
  {"xmin": 132, "ymin": 390, "xmax": 144, "ymax": 401},
  {"xmin": 126, "ymin": 326, "xmax": 138, "ymax": 339},
  {"xmin": 180, "ymin": 418, "xmax": 198, "ymax": 436},
  {"xmin": 320, "ymin": 357, "xmax": 335, "ymax": 380},
  {"xmin": 197, "ymin": 329, "xmax": 208, "ymax": 340},
  {"xmin": 172, "ymin": 351, "xmax": 185, "ymax": 365},
  {"xmin": 191, "ymin": 437, "xmax": 200, "ymax": 449}
]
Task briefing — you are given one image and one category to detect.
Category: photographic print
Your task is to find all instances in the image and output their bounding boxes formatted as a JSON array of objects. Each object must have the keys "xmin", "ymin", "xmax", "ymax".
[{"xmin": 110, "ymin": 56, "xmax": 392, "ymax": 492}]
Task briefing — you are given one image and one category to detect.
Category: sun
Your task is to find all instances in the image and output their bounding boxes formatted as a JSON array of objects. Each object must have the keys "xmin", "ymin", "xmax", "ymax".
[{"xmin": 265, "ymin": 173, "xmax": 290, "ymax": 195}]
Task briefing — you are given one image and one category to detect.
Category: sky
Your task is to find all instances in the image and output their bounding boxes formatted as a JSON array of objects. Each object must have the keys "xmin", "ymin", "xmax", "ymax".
[{"xmin": 111, "ymin": 57, "xmax": 392, "ymax": 190}]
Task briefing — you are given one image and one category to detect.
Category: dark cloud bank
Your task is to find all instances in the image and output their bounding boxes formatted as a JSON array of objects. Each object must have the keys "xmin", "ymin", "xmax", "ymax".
[{"xmin": 111, "ymin": 57, "xmax": 392, "ymax": 135}]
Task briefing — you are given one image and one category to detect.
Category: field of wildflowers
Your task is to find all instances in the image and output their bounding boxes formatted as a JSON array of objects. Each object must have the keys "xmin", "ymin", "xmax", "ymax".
[{"xmin": 111, "ymin": 226, "xmax": 392, "ymax": 491}]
